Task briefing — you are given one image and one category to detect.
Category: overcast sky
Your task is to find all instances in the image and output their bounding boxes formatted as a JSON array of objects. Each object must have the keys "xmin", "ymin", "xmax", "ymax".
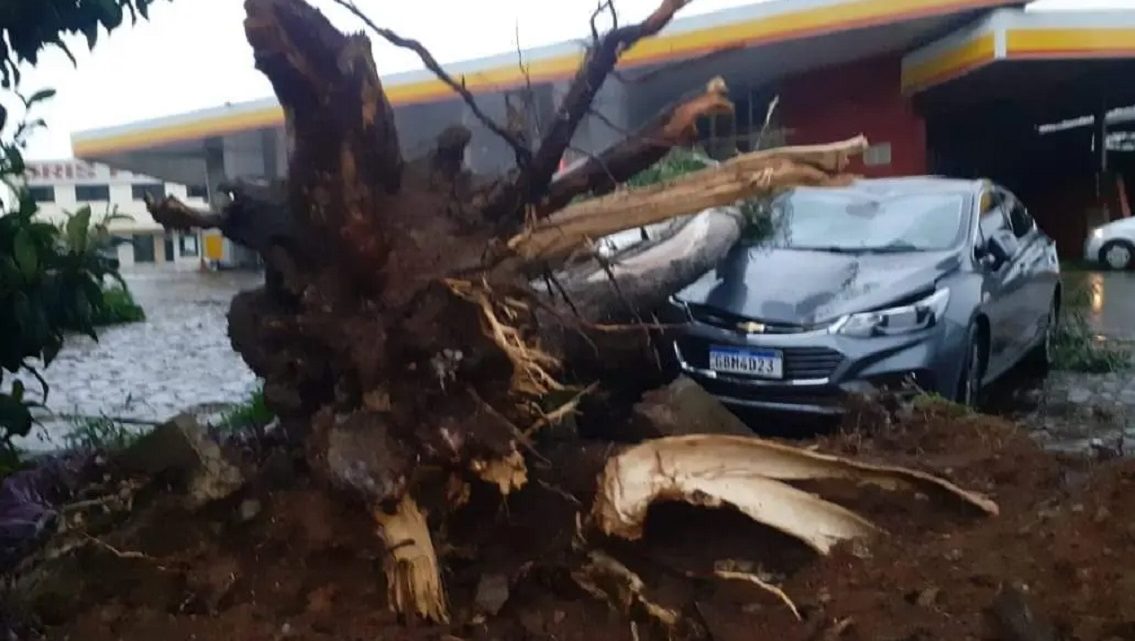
[{"xmin": 15, "ymin": 0, "xmax": 1135, "ymax": 160}]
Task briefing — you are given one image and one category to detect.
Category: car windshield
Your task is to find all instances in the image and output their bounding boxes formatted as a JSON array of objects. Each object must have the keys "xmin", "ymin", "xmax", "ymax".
[{"xmin": 760, "ymin": 189, "xmax": 967, "ymax": 252}]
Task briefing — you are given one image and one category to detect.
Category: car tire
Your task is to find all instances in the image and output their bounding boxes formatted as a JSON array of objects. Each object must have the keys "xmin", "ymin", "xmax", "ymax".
[
  {"xmin": 1025, "ymin": 299, "xmax": 1056, "ymax": 373},
  {"xmin": 956, "ymin": 322, "xmax": 985, "ymax": 408},
  {"xmin": 1099, "ymin": 240, "xmax": 1135, "ymax": 270}
]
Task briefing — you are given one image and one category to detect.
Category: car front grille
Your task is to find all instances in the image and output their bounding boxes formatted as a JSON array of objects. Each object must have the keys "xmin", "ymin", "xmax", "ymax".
[
  {"xmin": 687, "ymin": 304, "xmax": 813, "ymax": 334},
  {"xmin": 675, "ymin": 336, "xmax": 845, "ymax": 381}
]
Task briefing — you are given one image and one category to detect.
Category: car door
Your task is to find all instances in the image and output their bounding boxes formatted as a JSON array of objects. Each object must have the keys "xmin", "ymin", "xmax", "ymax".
[
  {"xmin": 975, "ymin": 189, "xmax": 1028, "ymax": 378},
  {"xmin": 1004, "ymin": 191, "xmax": 1058, "ymax": 352}
]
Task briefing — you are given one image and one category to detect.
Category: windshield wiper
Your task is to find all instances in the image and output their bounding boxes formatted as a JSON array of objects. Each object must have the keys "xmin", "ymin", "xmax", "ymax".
[
  {"xmin": 794, "ymin": 246, "xmax": 866, "ymax": 254},
  {"xmin": 860, "ymin": 242, "xmax": 921, "ymax": 254}
]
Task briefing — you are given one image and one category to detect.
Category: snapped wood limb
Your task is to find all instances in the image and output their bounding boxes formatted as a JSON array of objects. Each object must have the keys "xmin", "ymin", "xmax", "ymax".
[
  {"xmin": 375, "ymin": 496, "xmax": 449, "ymax": 623},
  {"xmin": 540, "ymin": 77, "xmax": 734, "ymax": 214},
  {"xmin": 509, "ymin": 136, "xmax": 869, "ymax": 264},
  {"xmin": 591, "ymin": 433, "xmax": 997, "ymax": 554}
]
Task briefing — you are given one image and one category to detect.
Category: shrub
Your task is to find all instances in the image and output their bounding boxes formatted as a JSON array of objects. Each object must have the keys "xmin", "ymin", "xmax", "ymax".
[
  {"xmin": 0, "ymin": 94, "xmax": 127, "ymax": 466},
  {"xmin": 1051, "ymin": 284, "xmax": 1131, "ymax": 374},
  {"xmin": 92, "ymin": 283, "xmax": 145, "ymax": 326}
]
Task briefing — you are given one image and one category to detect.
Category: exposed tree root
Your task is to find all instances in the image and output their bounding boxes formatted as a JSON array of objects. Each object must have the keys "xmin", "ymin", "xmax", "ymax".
[
  {"xmin": 446, "ymin": 279, "xmax": 563, "ymax": 397},
  {"xmin": 374, "ymin": 496, "xmax": 448, "ymax": 623},
  {"xmin": 571, "ymin": 550, "xmax": 680, "ymax": 628},
  {"xmin": 713, "ymin": 569, "xmax": 801, "ymax": 620},
  {"xmin": 471, "ymin": 449, "xmax": 528, "ymax": 497}
]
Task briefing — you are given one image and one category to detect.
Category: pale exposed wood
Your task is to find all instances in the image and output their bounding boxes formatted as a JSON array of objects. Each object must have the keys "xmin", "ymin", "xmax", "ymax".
[
  {"xmin": 592, "ymin": 430, "xmax": 998, "ymax": 553},
  {"xmin": 375, "ymin": 496, "xmax": 449, "ymax": 623},
  {"xmin": 509, "ymin": 136, "xmax": 869, "ymax": 262}
]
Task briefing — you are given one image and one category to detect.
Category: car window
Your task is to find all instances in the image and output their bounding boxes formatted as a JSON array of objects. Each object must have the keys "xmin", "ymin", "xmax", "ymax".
[
  {"xmin": 979, "ymin": 207, "xmax": 1009, "ymax": 241},
  {"xmin": 762, "ymin": 189, "xmax": 967, "ymax": 252},
  {"xmin": 1007, "ymin": 200, "xmax": 1034, "ymax": 238}
]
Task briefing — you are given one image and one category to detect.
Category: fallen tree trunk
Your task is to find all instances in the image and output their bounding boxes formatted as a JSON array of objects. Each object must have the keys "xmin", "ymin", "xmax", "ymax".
[
  {"xmin": 144, "ymin": 0, "xmax": 887, "ymax": 626},
  {"xmin": 508, "ymin": 136, "xmax": 867, "ymax": 263}
]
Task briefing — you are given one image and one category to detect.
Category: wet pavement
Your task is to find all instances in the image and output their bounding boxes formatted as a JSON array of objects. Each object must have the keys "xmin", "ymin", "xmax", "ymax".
[
  {"xmin": 1063, "ymin": 270, "xmax": 1135, "ymax": 341},
  {"xmin": 1000, "ymin": 269, "xmax": 1135, "ymax": 454},
  {"xmin": 14, "ymin": 267, "xmax": 262, "ymax": 452}
]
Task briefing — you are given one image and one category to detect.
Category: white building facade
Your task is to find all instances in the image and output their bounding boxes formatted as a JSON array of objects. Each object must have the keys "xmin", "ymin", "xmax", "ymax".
[{"xmin": 23, "ymin": 160, "xmax": 208, "ymax": 269}]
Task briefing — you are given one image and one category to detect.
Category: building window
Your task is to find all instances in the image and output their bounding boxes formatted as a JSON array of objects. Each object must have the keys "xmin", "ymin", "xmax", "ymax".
[
  {"xmin": 186, "ymin": 184, "xmax": 208, "ymax": 200},
  {"xmin": 29, "ymin": 186, "xmax": 55, "ymax": 203},
  {"xmin": 179, "ymin": 233, "xmax": 199, "ymax": 257},
  {"xmin": 131, "ymin": 183, "xmax": 165, "ymax": 201},
  {"xmin": 75, "ymin": 184, "xmax": 110, "ymax": 201},
  {"xmin": 132, "ymin": 234, "xmax": 156, "ymax": 263}
]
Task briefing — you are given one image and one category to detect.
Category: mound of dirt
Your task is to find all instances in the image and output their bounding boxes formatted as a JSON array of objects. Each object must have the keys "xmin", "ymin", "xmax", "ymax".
[{"xmin": 5, "ymin": 402, "xmax": 1134, "ymax": 641}]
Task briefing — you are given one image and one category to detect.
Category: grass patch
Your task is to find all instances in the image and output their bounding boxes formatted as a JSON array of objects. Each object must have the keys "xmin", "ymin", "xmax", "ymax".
[
  {"xmin": 1052, "ymin": 285, "xmax": 1131, "ymax": 374},
  {"xmin": 217, "ymin": 388, "xmax": 274, "ymax": 434},
  {"xmin": 92, "ymin": 283, "xmax": 145, "ymax": 326},
  {"xmin": 63, "ymin": 415, "xmax": 141, "ymax": 452}
]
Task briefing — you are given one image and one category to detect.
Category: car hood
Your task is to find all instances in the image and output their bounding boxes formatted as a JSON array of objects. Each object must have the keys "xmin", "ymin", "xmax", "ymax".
[{"xmin": 675, "ymin": 246, "xmax": 962, "ymax": 326}]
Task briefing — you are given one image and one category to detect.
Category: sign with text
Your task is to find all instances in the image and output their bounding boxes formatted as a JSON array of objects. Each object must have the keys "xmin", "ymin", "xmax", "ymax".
[{"xmin": 25, "ymin": 161, "xmax": 149, "ymax": 185}]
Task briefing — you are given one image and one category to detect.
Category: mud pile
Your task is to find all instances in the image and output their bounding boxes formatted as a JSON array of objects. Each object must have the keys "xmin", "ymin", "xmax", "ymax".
[{"xmin": 4, "ymin": 401, "xmax": 1133, "ymax": 641}]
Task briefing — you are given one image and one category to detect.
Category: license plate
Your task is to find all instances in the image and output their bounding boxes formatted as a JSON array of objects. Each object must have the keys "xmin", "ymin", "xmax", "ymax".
[{"xmin": 709, "ymin": 346, "xmax": 783, "ymax": 379}]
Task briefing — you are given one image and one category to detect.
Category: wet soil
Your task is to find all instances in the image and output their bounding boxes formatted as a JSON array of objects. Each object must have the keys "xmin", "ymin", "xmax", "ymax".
[{"xmin": 7, "ymin": 402, "xmax": 1135, "ymax": 641}]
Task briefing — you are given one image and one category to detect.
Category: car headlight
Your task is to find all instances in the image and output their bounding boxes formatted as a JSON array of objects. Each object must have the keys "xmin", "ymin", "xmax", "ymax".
[
  {"xmin": 1092, "ymin": 228, "xmax": 1104, "ymax": 239},
  {"xmin": 832, "ymin": 288, "xmax": 950, "ymax": 337}
]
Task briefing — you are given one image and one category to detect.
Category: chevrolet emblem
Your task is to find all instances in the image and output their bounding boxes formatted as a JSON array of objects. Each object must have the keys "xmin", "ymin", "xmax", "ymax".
[{"xmin": 737, "ymin": 321, "xmax": 767, "ymax": 334}]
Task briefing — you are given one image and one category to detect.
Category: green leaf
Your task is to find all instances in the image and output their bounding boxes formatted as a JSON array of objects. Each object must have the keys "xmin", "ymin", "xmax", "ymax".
[
  {"xmin": 82, "ymin": 22, "xmax": 99, "ymax": 49},
  {"xmin": 66, "ymin": 207, "xmax": 92, "ymax": 252},
  {"xmin": 6, "ymin": 146, "xmax": 24, "ymax": 175},
  {"xmin": 42, "ymin": 337, "xmax": 62, "ymax": 367},
  {"xmin": 96, "ymin": 0, "xmax": 125, "ymax": 29},
  {"xmin": 25, "ymin": 88, "xmax": 57, "ymax": 107},
  {"xmin": 13, "ymin": 228, "xmax": 38, "ymax": 280},
  {"xmin": 10, "ymin": 380, "xmax": 23, "ymax": 403},
  {"xmin": 0, "ymin": 395, "xmax": 33, "ymax": 438}
]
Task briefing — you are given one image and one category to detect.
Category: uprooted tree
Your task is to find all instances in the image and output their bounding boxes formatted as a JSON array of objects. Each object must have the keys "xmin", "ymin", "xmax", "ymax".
[{"xmin": 146, "ymin": 0, "xmax": 991, "ymax": 626}]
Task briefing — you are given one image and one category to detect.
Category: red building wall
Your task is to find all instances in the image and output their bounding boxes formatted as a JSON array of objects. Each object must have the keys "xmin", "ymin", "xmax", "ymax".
[{"xmin": 779, "ymin": 55, "xmax": 927, "ymax": 177}]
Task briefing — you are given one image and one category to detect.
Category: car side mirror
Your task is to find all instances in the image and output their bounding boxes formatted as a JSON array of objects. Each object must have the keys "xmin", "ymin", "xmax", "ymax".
[{"xmin": 982, "ymin": 231, "xmax": 1017, "ymax": 268}]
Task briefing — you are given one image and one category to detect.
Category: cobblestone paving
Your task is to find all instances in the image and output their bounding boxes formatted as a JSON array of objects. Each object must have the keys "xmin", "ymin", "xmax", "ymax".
[
  {"xmin": 15, "ymin": 267, "xmax": 262, "ymax": 451},
  {"xmin": 964, "ymin": 272, "xmax": 1135, "ymax": 455}
]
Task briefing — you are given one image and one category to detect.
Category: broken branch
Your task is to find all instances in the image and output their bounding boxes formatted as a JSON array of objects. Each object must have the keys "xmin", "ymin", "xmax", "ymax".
[
  {"xmin": 541, "ymin": 77, "xmax": 733, "ymax": 214},
  {"xmin": 510, "ymin": 136, "xmax": 869, "ymax": 264},
  {"xmin": 331, "ymin": 0, "xmax": 531, "ymax": 167},
  {"xmin": 484, "ymin": 0, "xmax": 692, "ymax": 221},
  {"xmin": 592, "ymin": 432, "xmax": 997, "ymax": 553}
]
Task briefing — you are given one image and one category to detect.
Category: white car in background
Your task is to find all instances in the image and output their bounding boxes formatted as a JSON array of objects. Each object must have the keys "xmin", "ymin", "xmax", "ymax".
[{"xmin": 1086, "ymin": 217, "xmax": 1135, "ymax": 270}]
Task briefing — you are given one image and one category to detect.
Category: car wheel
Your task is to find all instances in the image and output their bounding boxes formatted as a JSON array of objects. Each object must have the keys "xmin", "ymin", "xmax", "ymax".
[
  {"xmin": 956, "ymin": 323, "xmax": 985, "ymax": 408},
  {"xmin": 1100, "ymin": 240, "xmax": 1135, "ymax": 270},
  {"xmin": 1025, "ymin": 299, "xmax": 1056, "ymax": 372}
]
